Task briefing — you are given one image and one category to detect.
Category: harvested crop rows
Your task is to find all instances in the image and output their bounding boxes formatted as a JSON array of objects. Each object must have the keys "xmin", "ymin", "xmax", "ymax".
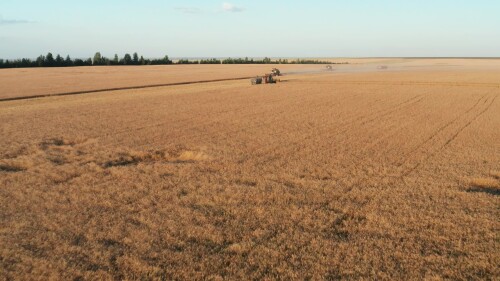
[{"xmin": 0, "ymin": 61, "xmax": 499, "ymax": 279}]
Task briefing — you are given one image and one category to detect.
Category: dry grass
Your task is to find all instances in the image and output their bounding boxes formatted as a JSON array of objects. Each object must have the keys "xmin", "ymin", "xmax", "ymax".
[
  {"xmin": 0, "ymin": 59, "xmax": 499, "ymax": 279},
  {"xmin": 490, "ymin": 170, "xmax": 500, "ymax": 180},
  {"xmin": 0, "ymin": 159, "xmax": 31, "ymax": 172},
  {"xmin": 470, "ymin": 178, "xmax": 499, "ymax": 189},
  {"xmin": 468, "ymin": 174, "xmax": 500, "ymax": 196}
]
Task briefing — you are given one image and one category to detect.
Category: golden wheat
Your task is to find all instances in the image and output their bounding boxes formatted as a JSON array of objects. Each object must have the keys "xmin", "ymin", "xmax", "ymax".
[{"xmin": 0, "ymin": 59, "xmax": 499, "ymax": 280}]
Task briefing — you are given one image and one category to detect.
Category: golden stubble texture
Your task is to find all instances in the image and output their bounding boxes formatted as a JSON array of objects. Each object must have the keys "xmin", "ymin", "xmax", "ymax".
[{"xmin": 0, "ymin": 59, "xmax": 499, "ymax": 279}]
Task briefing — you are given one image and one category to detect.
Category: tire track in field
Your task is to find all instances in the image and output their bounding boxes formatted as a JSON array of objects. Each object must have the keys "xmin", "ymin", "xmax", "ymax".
[
  {"xmin": 132, "ymin": 87, "xmax": 372, "ymax": 149},
  {"xmin": 307, "ymin": 92, "xmax": 490, "ymax": 193},
  {"xmin": 126, "ymin": 89, "xmax": 418, "ymax": 168},
  {"xmin": 294, "ymin": 80, "xmax": 500, "ymax": 88},
  {"xmin": 91, "ymin": 85, "xmax": 265, "ymax": 138},
  {"xmin": 316, "ymin": 94, "xmax": 425, "ymax": 149},
  {"xmin": 253, "ymin": 93, "xmax": 420, "ymax": 147},
  {"xmin": 395, "ymin": 94, "xmax": 488, "ymax": 168},
  {"xmin": 339, "ymin": 94, "xmax": 422, "ymax": 128},
  {"xmin": 320, "ymin": 96, "xmax": 426, "ymax": 192},
  {"xmin": 133, "ymin": 86, "xmax": 344, "ymax": 145},
  {"xmin": 258, "ymin": 79, "xmax": 491, "ymax": 174},
  {"xmin": 247, "ymin": 92, "xmax": 418, "ymax": 145},
  {"xmin": 400, "ymin": 93, "xmax": 497, "ymax": 177},
  {"xmin": 245, "ymin": 93, "xmax": 425, "ymax": 171},
  {"xmin": 442, "ymin": 94, "xmax": 498, "ymax": 147},
  {"xmin": 313, "ymin": 93, "xmax": 423, "ymax": 139},
  {"xmin": 358, "ymin": 97, "xmax": 424, "ymax": 126},
  {"xmin": 345, "ymin": 92, "xmax": 498, "ymax": 212},
  {"xmin": 303, "ymin": 94, "xmax": 426, "ymax": 168},
  {"xmin": 99, "ymin": 89, "xmax": 325, "ymax": 151},
  {"xmin": 93, "ymin": 85, "xmax": 303, "ymax": 147},
  {"xmin": 333, "ymin": 91, "xmax": 499, "ymax": 221}
]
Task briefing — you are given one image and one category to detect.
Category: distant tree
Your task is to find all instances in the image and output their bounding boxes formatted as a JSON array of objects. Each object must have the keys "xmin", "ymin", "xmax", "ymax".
[
  {"xmin": 23, "ymin": 58, "xmax": 34, "ymax": 67},
  {"xmin": 222, "ymin": 58, "xmax": 233, "ymax": 64},
  {"xmin": 176, "ymin": 58, "xmax": 199, "ymax": 64},
  {"xmin": 0, "ymin": 52, "xmax": 251, "ymax": 68},
  {"xmin": 133, "ymin": 52, "xmax": 139, "ymax": 65},
  {"xmin": 55, "ymin": 54, "xmax": 64, "ymax": 67},
  {"xmin": 45, "ymin": 52, "xmax": 55, "ymax": 67},
  {"xmin": 73, "ymin": 59, "xmax": 84, "ymax": 66},
  {"xmin": 65, "ymin": 55, "xmax": 73, "ymax": 67},
  {"xmin": 36, "ymin": 55, "xmax": 45, "ymax": 67},
  {"xmin": 123, "ymin": 53, "xmax": 132, "ymax": 65},
  {"xmin": 93, "ymin": 52, "xmax": 102, "ymax": 65},
  {"xmin": 200, "ymin": 58, "xmax": 222, "ymax": 64}
]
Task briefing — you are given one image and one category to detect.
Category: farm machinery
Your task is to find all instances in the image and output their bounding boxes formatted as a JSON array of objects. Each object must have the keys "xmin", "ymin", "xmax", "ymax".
[
  {"xmin": 271, "ymin": 68, "xmax": 281, "ymax": 76},
  {"xmin": 251, "ymin": 68, "xmax": 281, "ymax": 85}
]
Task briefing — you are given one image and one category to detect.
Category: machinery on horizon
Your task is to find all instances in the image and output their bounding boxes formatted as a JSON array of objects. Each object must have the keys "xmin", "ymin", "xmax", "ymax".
[{"xmin": 251, "ymin": 68, "xmax": 281, "ymax": 85}]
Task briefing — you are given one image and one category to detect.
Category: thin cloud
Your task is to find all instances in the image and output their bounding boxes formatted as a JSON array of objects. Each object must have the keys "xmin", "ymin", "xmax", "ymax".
[
  {"xmin": 174, "ymin": 7, "xmax": 202, "ymax": 14},
  {"xmin": 222, "ymin": 3, "xmax": 245, "ymax": 12}
]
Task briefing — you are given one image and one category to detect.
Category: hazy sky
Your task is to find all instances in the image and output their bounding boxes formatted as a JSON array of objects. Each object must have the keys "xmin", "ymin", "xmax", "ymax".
[{"xmin": 1, "ymin": 0, "xmax": 499, "ymax": 59}]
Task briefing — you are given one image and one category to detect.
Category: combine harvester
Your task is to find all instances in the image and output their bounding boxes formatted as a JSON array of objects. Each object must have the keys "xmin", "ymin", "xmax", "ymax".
[
  {"xmin": 250, "ymin": 65, "xmax": 336, "ymax": 85},
  {"xmin": 251, "ymin": 68, "xmax": 282, "ymax": 85}
]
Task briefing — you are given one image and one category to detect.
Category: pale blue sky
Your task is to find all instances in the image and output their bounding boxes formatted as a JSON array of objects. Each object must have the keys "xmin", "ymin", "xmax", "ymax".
[{"xmin": 0, "ymin": 0, "xmax": 499, "ymax": 59}]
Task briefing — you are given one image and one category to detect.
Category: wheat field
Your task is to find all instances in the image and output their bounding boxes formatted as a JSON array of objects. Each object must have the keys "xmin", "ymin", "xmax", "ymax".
[
  {"xmin": 0, "ymin": 59, "xmax": 499, "ymax": 279},
  {"xmin": 0, "ymin": 64, "xmax": 332, "ymax": 100}
]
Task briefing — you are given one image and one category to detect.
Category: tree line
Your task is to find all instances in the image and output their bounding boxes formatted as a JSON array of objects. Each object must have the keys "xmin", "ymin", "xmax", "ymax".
[
  {"xmin": 181, "ymin": 57, "xmax": 340, "ymax": 64},
  {"xmin": 0, "ymin": 52, "xmax": 343, "ymax": 69},
  {"xmin": 0, "ymin": 52, "xmax": 172, "ymax": 68}
]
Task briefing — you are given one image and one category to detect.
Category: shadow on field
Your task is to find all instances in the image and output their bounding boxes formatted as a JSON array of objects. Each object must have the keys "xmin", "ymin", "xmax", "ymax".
[
  {"xmin": 466, "ymin": 187, "xmax": 500, "ymax": 196},
  {"xmin": 0, "ymin": 163, "xmax": 26, "ymax": 172},
  {"xmin": 466, "ymin": 176, "xmax": 500, "ymax": 196}
]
